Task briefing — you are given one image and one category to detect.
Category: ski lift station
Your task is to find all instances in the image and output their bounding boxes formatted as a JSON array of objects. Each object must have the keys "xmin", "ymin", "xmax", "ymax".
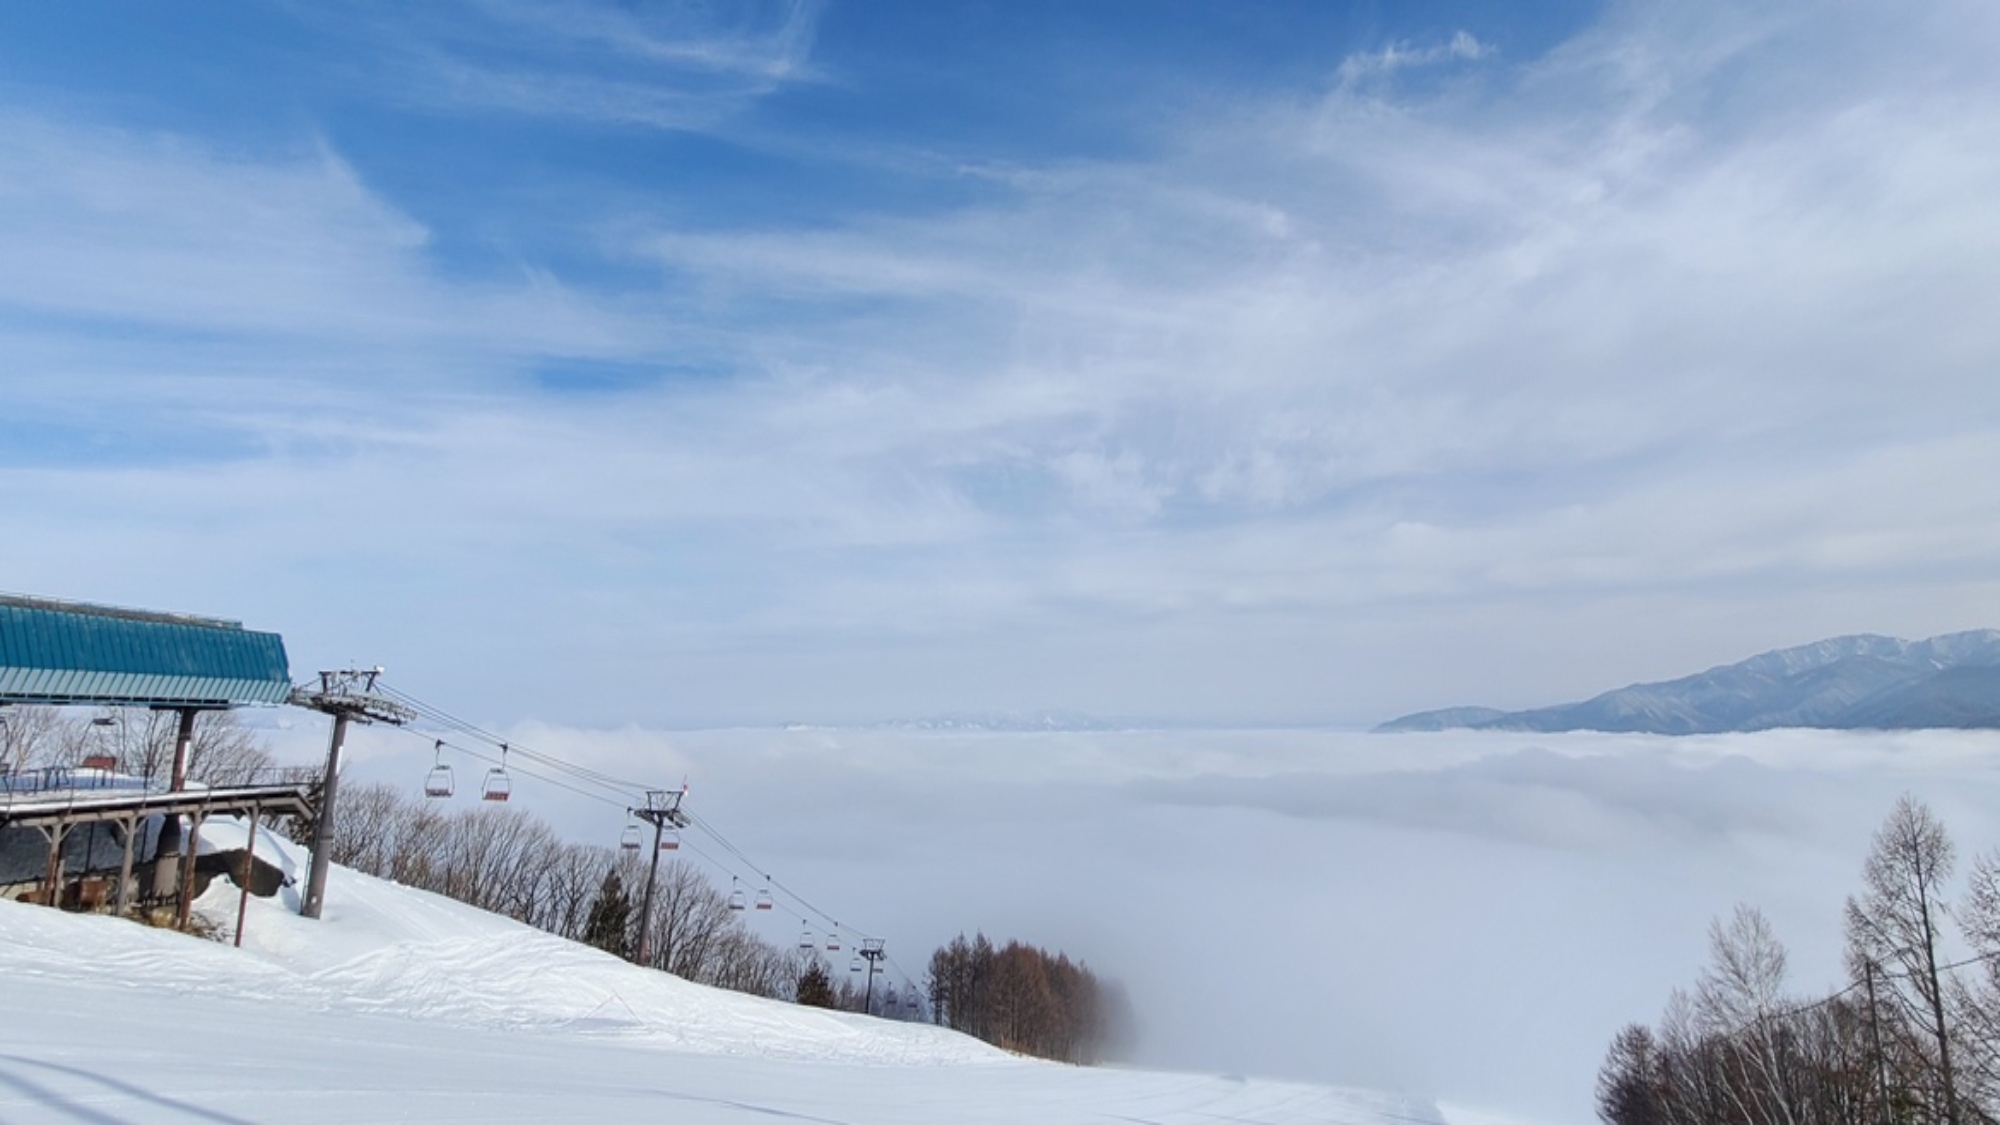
[{"xmin": 0, "ymin": 593, "xmax": 313, "ymax": 927}]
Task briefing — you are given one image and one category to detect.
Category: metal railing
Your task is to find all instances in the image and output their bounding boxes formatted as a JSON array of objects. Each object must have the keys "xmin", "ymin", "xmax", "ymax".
[
  {"xmin": 0, "ymin": 766, "xmax": 157, "ymax": 798},
  {"xmin": 0, "ymin": 764, "xmax": 317, "ymax": 802}
]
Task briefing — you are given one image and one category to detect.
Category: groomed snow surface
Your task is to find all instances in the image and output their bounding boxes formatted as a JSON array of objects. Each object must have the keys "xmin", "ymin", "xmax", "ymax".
[{"xmin": 0, "ymin": 819, "xmax": 1461, "ymax": 1124}]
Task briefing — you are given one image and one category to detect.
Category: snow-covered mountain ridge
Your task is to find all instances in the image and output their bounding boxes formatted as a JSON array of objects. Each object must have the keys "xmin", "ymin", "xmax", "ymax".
[{"xmin": 1381, "ymin": 630, "xmax": 2000, "ymax": 734}]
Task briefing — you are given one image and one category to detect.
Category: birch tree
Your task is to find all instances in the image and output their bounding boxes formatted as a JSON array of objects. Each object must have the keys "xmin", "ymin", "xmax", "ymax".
[{"xmin": 1844, "ymin": 795, "xmax": 1962, "ymax": 1125}]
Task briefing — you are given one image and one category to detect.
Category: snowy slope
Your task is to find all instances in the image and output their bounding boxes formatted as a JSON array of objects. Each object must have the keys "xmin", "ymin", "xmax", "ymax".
[{"xmin": 0, "ymin": 819, "xmax": 1456, "ymax": 1124}]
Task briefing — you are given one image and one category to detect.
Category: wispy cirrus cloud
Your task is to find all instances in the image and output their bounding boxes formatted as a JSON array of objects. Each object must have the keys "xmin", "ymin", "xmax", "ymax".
[
  {"xmin": 1334, "ymin": 30, "xmax": 1495, "ymax": 88},
  {"xmin": 466, "ymin": 0, "xmax": 821, "ymax": 81},
  {"xmin": 281, "ymin": 0, "xmax": 819, "ymax": 131},
  {"xmin": 397, "ymin": 0, "xmax": 819, "ymax": 128}
]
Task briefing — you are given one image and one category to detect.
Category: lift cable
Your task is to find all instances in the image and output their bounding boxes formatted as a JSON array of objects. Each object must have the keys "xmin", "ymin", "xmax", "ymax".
[
  {"xmin": 391, "ymin": 724, "xmax": 837, "ymax": 933},
  {"xmin": 388, "ymin": 726, "xmax": 635, "ymax": 812},
  {"xmin": 679, "ymin": 810, "xmax": 875, "ymax": 942},
  {"xmin": 378, "ymin": 686, "xmax": 652, "ymax": 797},
  {"xmin": 378, "ymin": 691, "xmax": 632, "ymax": 795},
  {"xmin": 377, "ymin": 684, "xmax": 888, "ymax": 951},
  {"xmin": 391, "ymin": 722, "xmax": 825, "ymax": 932}
]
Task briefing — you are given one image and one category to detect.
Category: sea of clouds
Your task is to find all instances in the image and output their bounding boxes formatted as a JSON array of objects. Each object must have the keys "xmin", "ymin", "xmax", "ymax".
[{"xmin": 258, "ymin": 719, "xmax": 2000, "ymax": 1123}]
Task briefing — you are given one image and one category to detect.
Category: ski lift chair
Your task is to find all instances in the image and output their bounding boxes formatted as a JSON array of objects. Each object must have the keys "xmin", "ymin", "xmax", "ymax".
[
  {"xmin": 424, "ymin": 740, "xmax": 455, "ymax": 799},
  {"xmin": 727, "ymin": 877, "xmax": 747, "ymax": 912},
  {"xmin": 620, "ymin": 822, "xmax": 642, "ymax": 851},
  {"xmin": 482, "ymin": 744, "xmax": 513, "ymax": 802}
]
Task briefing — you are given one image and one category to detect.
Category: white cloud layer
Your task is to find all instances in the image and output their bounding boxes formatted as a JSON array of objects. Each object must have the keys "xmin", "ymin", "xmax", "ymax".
[{"xmin": 280, "ymin": 721, "xmax": 2000, "ymax": 1123}]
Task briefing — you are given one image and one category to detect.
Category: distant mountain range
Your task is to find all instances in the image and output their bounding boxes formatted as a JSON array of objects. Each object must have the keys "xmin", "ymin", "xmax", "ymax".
[
  {"xmin": 867, "ymin": 711, "xmax": 1120, "ymax": 733},
  {"xmin": 1378, "ymin": 631, "xmax": 2000, "ymax": 734},
  {"xmin": 778, "ymin": 711, "xmax": 1124, "ymax": 733}
]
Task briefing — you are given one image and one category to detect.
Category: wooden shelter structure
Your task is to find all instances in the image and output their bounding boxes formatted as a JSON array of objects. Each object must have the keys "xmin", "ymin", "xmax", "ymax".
[{"xmin": 0, "ymin": 593, "xmax": 299, "ymax": 925}]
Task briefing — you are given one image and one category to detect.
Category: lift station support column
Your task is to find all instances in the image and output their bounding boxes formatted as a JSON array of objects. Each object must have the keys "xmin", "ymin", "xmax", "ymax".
[{"xmin": 292, "ymin": 670, "xmax": 410, "ymax": 920}]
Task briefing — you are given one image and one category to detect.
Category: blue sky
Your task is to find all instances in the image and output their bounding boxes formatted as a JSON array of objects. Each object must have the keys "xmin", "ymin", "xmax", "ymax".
[{"xmin": 4, "ymin": 0, "xmax": 1999, "ymax": 726}]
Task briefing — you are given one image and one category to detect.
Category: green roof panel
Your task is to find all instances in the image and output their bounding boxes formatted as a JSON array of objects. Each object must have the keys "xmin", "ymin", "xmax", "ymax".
[{"xmin": 0, "ymin": 595, "xmax": 291, "ymax": 708}]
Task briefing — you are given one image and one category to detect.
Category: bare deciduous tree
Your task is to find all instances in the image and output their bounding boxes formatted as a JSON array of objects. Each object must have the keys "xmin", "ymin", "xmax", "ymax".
[
  {"xmin": 0, "ymin": 705, "xmax": 66, "ymax": 773},
  {"xmin": 331, "ymin": 781, "xmax": 403, "ymax": 873},
  {"xmin": 1695, "ymin": 905, "xmax": 1807, "ymax": 1125},
  {"xmin": 1598, "ymin": 1024, "xmax": 1666, "ymax": 1125},
  {"xmin": 1601, "ymin": 797, "xmax": 1994, "ymax": 1125},
  {"xmin": 1949, "ymin": 851, "xmax": 2000, "ymax": 1112},
  {"xmin": 1845, "ymin": 794, "xmax": 1963, "ymax": 1125},
  {"xmin": 925, "ymin": 932, "xmax": 1118, "ymax": 1063},
  {"xmin": 11, "ymin": 706, "xmax": 276, "ymax": 786},
  {"xmin": 287, "ymin": 779, "xmax": 804, "ymax": 1005}
]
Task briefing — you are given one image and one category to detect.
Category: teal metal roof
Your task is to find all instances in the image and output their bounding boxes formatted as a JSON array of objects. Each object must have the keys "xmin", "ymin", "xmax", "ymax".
[{"xmin": 0, "ymin": 595, "xmax": 291, "ymax": 708}]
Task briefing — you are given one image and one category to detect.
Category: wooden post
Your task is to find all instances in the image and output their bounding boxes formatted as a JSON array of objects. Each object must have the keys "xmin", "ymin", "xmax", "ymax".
[
  {"xmin": 235, "ymin": 805, "xmax": 260, "ymax": 948},
  {"xmin": 41, "ymin": 820, "xmax": 68, "ymax": 908},
  {"xmin": 175, "ymin": 811, "xmax": 205, "ymax": 930},
  {"xmin": 115, "ymin": 813, "xmax": 137, "ymax": 916},
  {"xmin": 170, "ymin": 708, "xmax": 196, "ymax": 792},
  {"xmin": 151, "ymin": 815, "xmax": 182, "ymax": 903}
]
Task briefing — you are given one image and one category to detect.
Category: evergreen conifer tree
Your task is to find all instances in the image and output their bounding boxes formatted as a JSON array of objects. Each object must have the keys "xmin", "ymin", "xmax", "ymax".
[
  {"xmin": 583, "ymin": 868, "xmax": 633, "ymax": 960},
  {"xmin": 796, "ymin": 960, "xmax": 837, "ymax": 1008}
]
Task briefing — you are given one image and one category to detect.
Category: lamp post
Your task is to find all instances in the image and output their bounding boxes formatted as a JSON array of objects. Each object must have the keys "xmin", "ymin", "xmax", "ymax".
[{"xmin": 89, "ymin": 714, "xmax": 117, "ymax": 770}]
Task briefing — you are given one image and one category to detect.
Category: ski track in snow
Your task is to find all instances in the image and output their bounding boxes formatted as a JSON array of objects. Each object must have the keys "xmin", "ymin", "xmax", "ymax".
[{"xmin": 0, "ymin": 820, "xmax": 1468, "ymax": 1124}]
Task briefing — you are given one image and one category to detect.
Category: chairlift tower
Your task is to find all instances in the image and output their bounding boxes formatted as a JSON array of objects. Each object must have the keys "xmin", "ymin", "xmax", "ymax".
[
  {"xmin": 858, "ymin": 937, "xmax": 888, "ymax": 1015},
  {"xmin": 631, "ymin": 787, "xmax": 691, "ymax": 965},
  {"xmin": 291, "ymin": 669, "xmax": 412, "ymax": 919}
]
